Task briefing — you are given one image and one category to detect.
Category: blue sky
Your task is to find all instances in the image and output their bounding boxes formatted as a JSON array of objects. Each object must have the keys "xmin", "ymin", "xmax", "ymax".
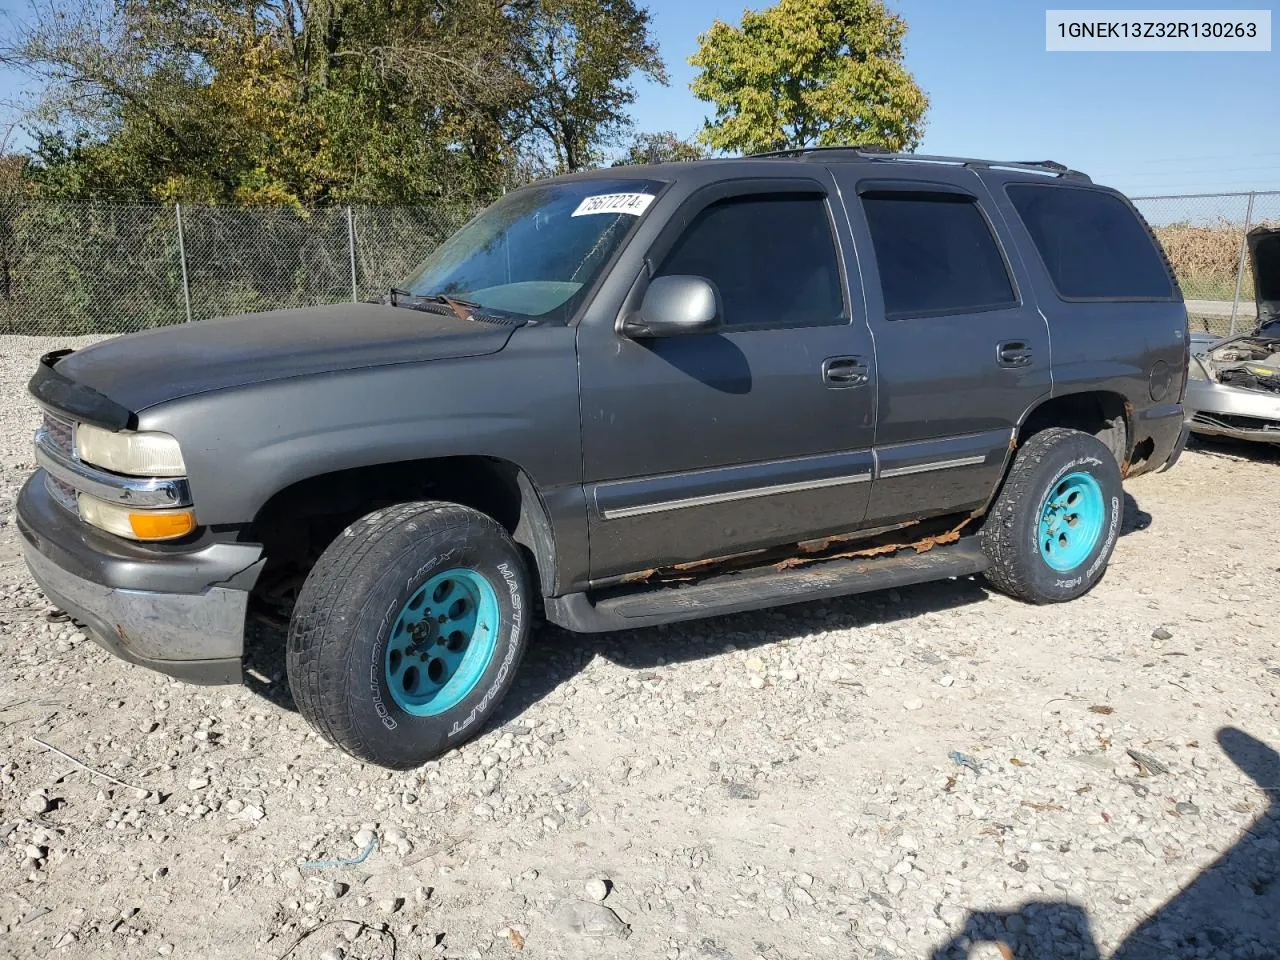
[
  {"xmin": 628, "ymin": 0, "xmax": 1279, "ymax": 197},
  {"xmin": 1, "ymin": 0, "xmax": 1276, "ymax": 197}
]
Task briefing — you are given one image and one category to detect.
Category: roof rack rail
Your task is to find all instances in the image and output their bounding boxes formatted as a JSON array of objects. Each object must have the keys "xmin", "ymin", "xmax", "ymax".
[{"xmin": 745, "ymin": 146, "xmax": 1090, "ymax": 182}]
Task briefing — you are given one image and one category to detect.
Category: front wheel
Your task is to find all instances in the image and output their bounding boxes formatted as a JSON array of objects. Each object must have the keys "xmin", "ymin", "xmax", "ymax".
[
  {"xmin": 287, "ymin": 502, "xmax": 531, "ymax": 768},
  {"xmin": 981, "ymin": 427, "xmax": 1123, "ymax": 604}
]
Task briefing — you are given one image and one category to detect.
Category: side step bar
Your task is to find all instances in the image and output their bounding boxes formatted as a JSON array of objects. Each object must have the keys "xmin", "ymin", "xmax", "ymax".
[{"xmin": 544, "ymin": 536, "xmax": 989, "ymax": 633}]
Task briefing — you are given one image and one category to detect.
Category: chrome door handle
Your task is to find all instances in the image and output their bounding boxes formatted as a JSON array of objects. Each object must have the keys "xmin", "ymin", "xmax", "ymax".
[
  {"xmin": 822, "ymin": 356, "xmax": 869, "ymax": 387},
  {"xmin": 997, "ymin": 341, "xmax": 1032, "ymax": 367}
]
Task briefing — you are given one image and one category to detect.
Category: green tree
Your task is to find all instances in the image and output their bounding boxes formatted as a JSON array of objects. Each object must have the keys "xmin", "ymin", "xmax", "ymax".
[
  {"xmin": 612, "ymin": 130, "xmax": 708, "ymax": 166},
  {"xmin": 4, "ymin": 0, "xmax": 666, "ymax": 203},
  {"xmin": 688, "ymin": 0, "xmax": 928, "ymax": 155},
  {"xmin": 508, "ymin": 0, "xmax": 667, "ymax": 172}
]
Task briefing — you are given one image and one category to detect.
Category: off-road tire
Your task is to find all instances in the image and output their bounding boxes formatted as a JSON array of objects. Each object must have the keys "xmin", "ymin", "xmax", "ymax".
[
  {"xmin": 287, "ymin": 502, "xmax": 530, "ymax": 768},
  {"xmin": 981, "ymin": 427, "xmax": 1123, "ymax": 604}
]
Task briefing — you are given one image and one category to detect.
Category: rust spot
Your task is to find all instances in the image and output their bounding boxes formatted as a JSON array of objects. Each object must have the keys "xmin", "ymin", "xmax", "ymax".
[
  {"xmin": 619, "ymin": 547, "xmax": 771, "ymax": 585},
  {"xmin": 773, "ymin": 516, "xmax": 970, "ymax": 571},
  {"xmin": 114, "ymin": 624, "xmax": 129, "ymax": 644},
  {"xmin": 794, "ymin": 521, "xmax": 918, "ymax": 555},
  {"xmin": 623, "ymin": 515, "xmax": 974, "ymax": 584}
]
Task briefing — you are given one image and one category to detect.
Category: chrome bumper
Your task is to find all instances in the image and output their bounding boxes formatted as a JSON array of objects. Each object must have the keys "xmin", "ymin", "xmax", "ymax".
[{"xmin": 1185, "ymin": 379, "xmax": 1280, "ymax": 444}]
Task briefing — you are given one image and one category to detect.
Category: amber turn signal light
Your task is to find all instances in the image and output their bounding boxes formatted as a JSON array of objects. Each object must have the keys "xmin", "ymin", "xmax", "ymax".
[
  {"xmin": 128, "ymin": 510, "xmax": 196, "ymax": 540},
  {"xmin": 78, "ymin": 494, "xmax": 196, "ymax": 541}
]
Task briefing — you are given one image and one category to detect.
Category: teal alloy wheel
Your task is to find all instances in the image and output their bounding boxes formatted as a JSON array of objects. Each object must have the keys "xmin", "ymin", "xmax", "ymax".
[
  {"xmin": 1036, "ymin": 471, "xmax": 1105, "ymax": 572},
  {"xmin": 385, "ymin": 568, "xmax": 501, "ymax": 716},
  {"xmin": 288, "ymin": 501, "xmax": 532, "ymax": 768}
]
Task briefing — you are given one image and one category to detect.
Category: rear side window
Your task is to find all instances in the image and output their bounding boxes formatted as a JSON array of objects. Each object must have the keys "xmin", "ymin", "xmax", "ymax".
[
  {"xmin": 861, "ymin": 193, "xmax": 1017, "ymax": 319},
  {"xmin": 1007, "ymin": 184, "xmax": 1173, "ymax": 300},
  {"xmin": 656, "ymin": 194, "xmax": 844, "ymax": 328}
]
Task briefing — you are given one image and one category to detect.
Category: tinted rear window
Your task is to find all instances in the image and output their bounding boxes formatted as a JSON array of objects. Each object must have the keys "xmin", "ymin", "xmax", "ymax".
[
  {"xmin": 1007, "ymin": 184, "xmax": 1173, "ymax": 299},
  {"xmin": 861, "ymin": 193, "xmax": 1017, "ymax": 319}
]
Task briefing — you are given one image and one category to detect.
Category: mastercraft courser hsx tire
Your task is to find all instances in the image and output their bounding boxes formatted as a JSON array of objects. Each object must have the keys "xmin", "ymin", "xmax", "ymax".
[
  {"xmin": 981, "ymin": 427, "xmax": 1124, "ymax": 604},
  {"xmin": 287, "ymin": 502, "xmax": 531, "ymax": 769}
]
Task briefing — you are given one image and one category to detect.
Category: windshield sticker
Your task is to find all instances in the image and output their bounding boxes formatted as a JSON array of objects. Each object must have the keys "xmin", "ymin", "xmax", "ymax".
[{"xmin": 571, "ymin": 192, "xmax": 655, "ymax": 217}]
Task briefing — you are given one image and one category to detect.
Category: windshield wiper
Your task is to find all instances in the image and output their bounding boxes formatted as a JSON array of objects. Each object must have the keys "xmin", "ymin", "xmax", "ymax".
[{"xmin": 388, "ymin": 287, "xmax": 482, "ymax": 320}]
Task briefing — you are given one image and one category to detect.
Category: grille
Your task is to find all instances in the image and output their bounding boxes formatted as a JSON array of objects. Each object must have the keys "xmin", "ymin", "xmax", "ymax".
[
  {"xmin": 42, "ymin": 411, "xmax": 74, "ymax": 456},
  {"xmin": 1192, "ymin": 412, "xmax": 1280, "ymax": 432},
  {"xmin": 45, "ymin": 473, "xmax": 79, "ymax": 513},
  {"xmin": 40, "ymin": 411, "xmax": 79, "ymax": 516}
]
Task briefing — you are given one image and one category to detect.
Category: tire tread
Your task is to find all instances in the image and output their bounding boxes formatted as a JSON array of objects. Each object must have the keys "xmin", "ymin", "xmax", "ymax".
[
  {"xmin": 286, "ymin": 501, "xmax": 509, "ymax": 764},
  {"xmin": 981, "ymin": 427, "xmax": 1117, "ymax": 604}
]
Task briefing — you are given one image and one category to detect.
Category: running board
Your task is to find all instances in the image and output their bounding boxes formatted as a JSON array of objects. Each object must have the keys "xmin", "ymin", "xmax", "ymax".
[{"xmin": 544, "ymin": 536, "xmax": 989, "ymax": 633}]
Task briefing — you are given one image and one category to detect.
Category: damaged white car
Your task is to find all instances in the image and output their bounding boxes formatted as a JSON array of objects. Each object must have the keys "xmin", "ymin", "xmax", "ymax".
[{"xmin": 1186, "ymin": 225, "xmax": 1280, "ymax": 445}]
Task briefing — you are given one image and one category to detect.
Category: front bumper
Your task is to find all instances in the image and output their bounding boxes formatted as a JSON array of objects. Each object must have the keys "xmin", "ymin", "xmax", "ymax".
[
  {"xmin": 16, "ymin": 472, "xmax": 264, "ymax": 684},
  {"xmin": 1185, "ymin": 379, "xmax": 1280, "ymax": 444}
]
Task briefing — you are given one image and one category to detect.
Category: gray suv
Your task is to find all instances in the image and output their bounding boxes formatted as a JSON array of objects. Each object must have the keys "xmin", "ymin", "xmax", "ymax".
[{"xmin": 17, "ymin": 148, "xmax": 1190, "ymax": 768}]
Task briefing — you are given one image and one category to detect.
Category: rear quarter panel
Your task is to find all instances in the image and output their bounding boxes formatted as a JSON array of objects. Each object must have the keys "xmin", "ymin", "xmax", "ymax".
[{"xmin": 978, "ymin": 172, "xmax": 1189, "ymax": 464}]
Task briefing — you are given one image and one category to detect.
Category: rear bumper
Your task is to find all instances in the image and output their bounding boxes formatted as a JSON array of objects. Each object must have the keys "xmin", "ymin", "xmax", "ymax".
[{"xmin": 16, "ymin": 472, "xmax": 264, "ymax": 684}]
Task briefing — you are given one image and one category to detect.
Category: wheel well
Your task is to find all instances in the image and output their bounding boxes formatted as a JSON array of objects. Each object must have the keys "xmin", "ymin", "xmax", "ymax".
[
  {"xmin": 249, "ymin": 457, "xmax": 555, "ymax": 615},
  {"xmin": 1017, "ymin": 392, "xmax": 1130, "ymax": 466}
]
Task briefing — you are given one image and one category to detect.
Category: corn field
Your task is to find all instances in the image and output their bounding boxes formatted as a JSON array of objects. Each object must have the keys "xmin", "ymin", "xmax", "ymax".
[{"xmin": 1137, "ymin": 191, "xmax": 1280, "ymax": 336}]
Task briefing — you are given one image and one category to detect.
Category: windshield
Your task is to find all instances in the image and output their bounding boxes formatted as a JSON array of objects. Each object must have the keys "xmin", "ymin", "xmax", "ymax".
[{"xmin": 402, "ymin": 178, "xmax": 664, "ymax": 322}]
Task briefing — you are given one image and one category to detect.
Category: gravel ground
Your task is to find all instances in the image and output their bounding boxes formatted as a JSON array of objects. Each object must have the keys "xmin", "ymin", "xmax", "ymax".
[{"xmin": 1, "ymin": 334, "xmax": 1278, "ymax": 960}]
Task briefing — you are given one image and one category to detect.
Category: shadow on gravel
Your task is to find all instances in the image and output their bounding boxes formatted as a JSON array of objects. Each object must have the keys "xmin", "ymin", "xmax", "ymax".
[
  {"xmin": 242, "ymin": 488, "xmax": 1156, "ymax": 724},
  {"xmin": 239, "ymin": 571, "xmax": 995, "ymax": 720},
  {"xmin": 1120, "ymin": 490, "xmax": 1151, "ymax": 535},
  {"xmin": 929, "ymin": 727, "xmax": 1280, "ymax": 960},
  {"xmin": 492, "ymin": 573, "xmax": 991, "ymax": 728},
  {"xmin": 1186, "ymin": 433, "xmax": 1280, "ymax": 465},
  {"xmin": 492, "ymin": 488, "xmax": 1153, "ymax": 727},
  {"xmin": 242, "ymin": 615, "xmax": 295, "ymax": 712}
]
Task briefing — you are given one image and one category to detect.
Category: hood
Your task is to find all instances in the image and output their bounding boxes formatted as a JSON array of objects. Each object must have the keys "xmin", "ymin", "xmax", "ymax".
[
  {"xmin": 1248, "ymin": 225, "xmax": 1280, "ymax": 333},
  {"xmin": 49, "ymin": 302, "xmax": 520, "ymax": 412}
]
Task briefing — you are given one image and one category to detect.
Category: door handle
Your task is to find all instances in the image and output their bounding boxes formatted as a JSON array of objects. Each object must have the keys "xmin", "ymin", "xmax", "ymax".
[
  {"xmin": 997, "ymin": 341, "xmax": 1032, "ymax": 368},
  {"xmin": 822, "ymin": 356, "xmax": 869, "ymax": 387}
]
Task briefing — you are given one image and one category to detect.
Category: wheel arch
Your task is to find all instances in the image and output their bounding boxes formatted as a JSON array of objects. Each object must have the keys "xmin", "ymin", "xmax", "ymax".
[
  {"xmin": 975, "ymin": 390, "xmax": 1133, "ymax": 520},
  {"xmin": 1015, "ymin": 390, "xmax": 1132, "ymax": 467},
  {"xmin": 250, "ymin": 455, "xmax": 558, "ymax": 600}
]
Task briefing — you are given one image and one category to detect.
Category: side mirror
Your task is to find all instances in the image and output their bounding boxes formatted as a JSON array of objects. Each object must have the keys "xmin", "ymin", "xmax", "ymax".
[{"xmin": 622, "ymin": 275, "xmax": 722, "ymax": 339}]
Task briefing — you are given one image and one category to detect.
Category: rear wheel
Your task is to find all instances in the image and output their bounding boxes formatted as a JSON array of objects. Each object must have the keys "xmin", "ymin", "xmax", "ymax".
[
  {"xmin": 981, "ymin": 427, "xmax": 1123, "ymax": 604},
  {"xmin": 287, "ymin": 502, "xmax": 530, "ymax": 768}
]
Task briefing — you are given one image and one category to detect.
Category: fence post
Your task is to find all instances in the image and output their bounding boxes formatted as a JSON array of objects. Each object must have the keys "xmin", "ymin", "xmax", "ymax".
[
  {"xmin": 1229, "ymin": 191, "xmax": 1256, "ymax": 336},
  {"xmin": 175, "ymin": 202, "xmax": 193, "ymax": 323},
  {"xmin": 347, "ymin": 206, "xmax": 359, "ymax": 303}
]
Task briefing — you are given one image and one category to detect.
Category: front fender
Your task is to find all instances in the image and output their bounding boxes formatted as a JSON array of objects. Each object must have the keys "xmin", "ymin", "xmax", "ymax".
[{"xmin": 137, "ymin": 331, "xmax": 583, "ymax": 528}]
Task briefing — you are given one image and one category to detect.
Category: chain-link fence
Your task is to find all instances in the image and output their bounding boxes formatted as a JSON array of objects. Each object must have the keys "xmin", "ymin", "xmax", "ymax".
[
  {"xmin": 0, "ymin": 192, "xmax": 1275, "ymax": 338},
  {"xmin": 0, "ymin": 201, "xmax": 475, "ymax": 335},
  {"xmin": 1134, "ymin": 191, "xmax": 1280, "ymax": 338}
]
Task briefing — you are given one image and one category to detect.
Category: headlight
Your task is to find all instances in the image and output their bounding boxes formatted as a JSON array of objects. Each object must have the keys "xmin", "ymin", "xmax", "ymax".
[
  {"xmin": 1186, "ymin": 356, "xmax": 1211, "ymax": 381},
  {"xmin": 77, "ymin": 494, "xmax": 195, "ymax": 541},
  {"xmin": 76, "ymin": 423, "xmax": 186, "ymax": 476}
]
